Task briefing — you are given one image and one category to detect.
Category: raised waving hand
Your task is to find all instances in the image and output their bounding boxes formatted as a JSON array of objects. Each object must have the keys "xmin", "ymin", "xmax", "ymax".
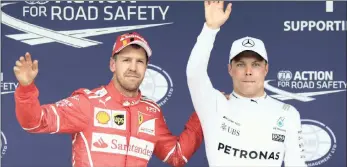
[
  {"xmin": 13, "ymin": 52, "xmax": 39, "ymax": 86},
  {"xmin": 204, "ymin": 1, "xmax": 232, "ymax": 29}
]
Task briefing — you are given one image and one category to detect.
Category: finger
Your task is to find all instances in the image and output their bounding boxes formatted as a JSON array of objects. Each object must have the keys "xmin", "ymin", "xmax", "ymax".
[
  {"xmin": 25, "ymin": 52, "xmax": 32, "ymax": 64},
  {"xmin": 225, "ymin": 3, "xmax": 232, "ymax": 16},
  {"xmin": 218, "ymin": 0, "xmax": 223, "ymax": 7},
  {"xmin": 204, "ymin": 1, "xmax": 209, "ymax": 7},
  {"xmin": 32, "ymin": 60, "xmax": 39, "ymax": 71},
  {"xmin": 19, "ymin": 56, "xmax": 25, "ymax": 64},
  {"xmin": 13, "ymin": 66, "xmax": 20, "ymax": 74},
  {"xmin": 15, "ymin": 60, "xmax": 23, "ymax": 67}
]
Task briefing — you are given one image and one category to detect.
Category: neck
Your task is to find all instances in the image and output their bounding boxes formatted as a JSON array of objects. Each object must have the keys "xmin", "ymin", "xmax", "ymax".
[
  {"xmin": 113, "ymin": 79, "xmax": 138, "ymax": 98},
  {"xmin": 233, "ymin": 88, "xmax": 265, "ymax": 99}
]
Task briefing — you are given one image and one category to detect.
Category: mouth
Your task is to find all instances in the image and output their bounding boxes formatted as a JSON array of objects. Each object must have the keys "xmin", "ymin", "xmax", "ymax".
[
  {"xmin": 242, "ymin": 81, "xmax": 255, "ymax": 83},
  {"xmin": 125, "ymin": 75, "xmax": 139, "ymax": 79}
]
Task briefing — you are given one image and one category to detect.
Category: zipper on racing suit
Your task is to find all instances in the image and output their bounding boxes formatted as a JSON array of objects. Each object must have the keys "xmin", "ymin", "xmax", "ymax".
[{"xmin": 124, "ymin": 106, "xmax": 131, "ymax": 167}]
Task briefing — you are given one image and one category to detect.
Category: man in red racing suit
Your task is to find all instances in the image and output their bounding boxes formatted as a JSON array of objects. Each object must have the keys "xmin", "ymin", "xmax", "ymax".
[{"xmin": 13, "ymin": 32, "xmax": 203, "ymax": 167}]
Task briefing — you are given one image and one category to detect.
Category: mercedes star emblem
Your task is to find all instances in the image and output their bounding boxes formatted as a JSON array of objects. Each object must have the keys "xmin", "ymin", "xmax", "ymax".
[{"xmin": 242, "ymin": 39, "xmax": 255, "ymax": 47}]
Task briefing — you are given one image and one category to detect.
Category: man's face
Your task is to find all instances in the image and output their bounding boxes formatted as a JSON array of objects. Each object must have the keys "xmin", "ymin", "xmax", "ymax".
[
  {"xmin": 110, "ymin": 46, "xmax": 148, "ymax": 92},
  {"xmin": 228, "ymin": 53, "xmax": 268, "ymax": 98}
]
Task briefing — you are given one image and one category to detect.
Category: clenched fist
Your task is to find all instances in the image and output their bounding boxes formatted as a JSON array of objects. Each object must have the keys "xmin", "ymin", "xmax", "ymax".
[
  {"xmin": 13, "ymin": 52, "xmax": 39, "ymax": 86},
  {"xmin": 204, "ymin": 1, "xmax": 232, "ymax": 29}
]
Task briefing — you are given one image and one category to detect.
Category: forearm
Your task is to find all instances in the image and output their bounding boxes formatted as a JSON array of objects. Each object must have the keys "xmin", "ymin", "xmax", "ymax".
[
  {"xmin": 14, "ymin": 82, "xmax": 44, "ymax": 130},
  {"xmin": 167, "ymin": 112, "xmax": 203, "ymax": 166},
  {"xmin": 186, "ymin": 23, "xmax": 219, "ymax": 79},
  {"xmin": 186, "ymin": 23, "xmax": 220, "ymax": 120},
  {"xmin": 14, "ymin": 83, "xmax": 90, "ymax": 133},
  {"xmin": 155, "ymin": 112, "xmax": 203, "ymax": 166}
]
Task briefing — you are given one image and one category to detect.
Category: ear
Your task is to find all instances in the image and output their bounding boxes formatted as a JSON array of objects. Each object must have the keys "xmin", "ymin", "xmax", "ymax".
[
  {"xmin": 264, "ymin": 63, "xmax": 269, "ymax": 76},
  {"xmin": 228, "ymin": 63, "xmax": 233, "ymax": 77},
  {"xmin": 110, "ymin": 57, "xmax": 116, "ymax": 72}
]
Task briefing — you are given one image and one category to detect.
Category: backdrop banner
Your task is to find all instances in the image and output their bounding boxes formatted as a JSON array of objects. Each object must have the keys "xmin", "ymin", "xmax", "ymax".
[{"xmin": 1, "ymin": 1, "xmax": 346, "ymax": 167}]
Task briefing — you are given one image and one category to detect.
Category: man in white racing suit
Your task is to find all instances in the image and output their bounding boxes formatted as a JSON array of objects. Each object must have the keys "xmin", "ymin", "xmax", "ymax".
[{"xmin": 186, "ymin": 1, "xmax": 307, "ymax": 167}]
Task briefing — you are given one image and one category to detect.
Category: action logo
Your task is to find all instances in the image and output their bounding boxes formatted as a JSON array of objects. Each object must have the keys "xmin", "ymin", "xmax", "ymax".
[
  {"xmin": 140, "ymin": 64, "xmax": 173, "ymax": 107},
  {"xmin": 1, "ymin": 1, "xmax": 172, "ymax": 48},
  {"xmin": 301, "ymin": 119, "xmax": 337, "ymax": 166},
  {"xmin": 265, "ymin": 70, "xmax": 346, "ymax": 102},
  {"xmin": 1, "ymin": 131, "xmax": 8, "ymax": 158}
]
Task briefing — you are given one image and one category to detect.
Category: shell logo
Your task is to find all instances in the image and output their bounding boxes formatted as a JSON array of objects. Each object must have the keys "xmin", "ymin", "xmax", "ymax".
[{"xmin": 96, "ymin": 111, "xmax": 110, "ymax": 124}]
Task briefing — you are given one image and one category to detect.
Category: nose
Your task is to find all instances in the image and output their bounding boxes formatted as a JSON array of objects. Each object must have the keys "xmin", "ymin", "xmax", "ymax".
[
  {"xmin": 129, "ymin": 60, "xmax": 137, "ymax": 71},
  {"xmin": 245, "ymin": 66, "xmax": 252, "ymax": 76}
]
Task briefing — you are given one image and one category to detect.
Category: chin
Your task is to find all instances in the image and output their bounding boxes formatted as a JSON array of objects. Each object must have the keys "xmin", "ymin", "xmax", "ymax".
[
  {"xmin": 120, "ymin": 82, "xmax": 140, "ymax": 91},
  {"xmin": 241, "ymin": 91, "xmax": 255, "ymax": 97},
  {"xmin": 124, "ymin": 86, "xmax": 139, "ymax": 92},
  {"xmin": 240, "ymin": 88, "xmax": 257, "ymax": 96},
  {"xmin": 126, "ymin": 83, "xmax": 139, "ymax": 89}
]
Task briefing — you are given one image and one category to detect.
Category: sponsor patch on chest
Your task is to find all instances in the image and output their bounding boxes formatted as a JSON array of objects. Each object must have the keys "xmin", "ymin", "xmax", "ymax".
[
  {"xmin": 90, "ymin": 132, "xmax": 154, "ymax": 160},
  {"xmin": 94, "ymin": 107, "xmax": 126, "ymax": 130},
  {"xmin": 272, "ymin": 133, "xmax": 286, "ymax": 143},
  {"xmin": 137, "ymin": 111, "xmax": 156, "ymax": 136}
]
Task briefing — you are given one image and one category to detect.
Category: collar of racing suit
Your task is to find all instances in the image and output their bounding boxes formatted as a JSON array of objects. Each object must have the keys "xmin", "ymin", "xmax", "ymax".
[
  {"xmin": 105, "ymin": 81, "xmax": 142, "ymax": 107},
  {"xmin": 230, "ymin": 91, "xmax": 268, "ymax": 104}
]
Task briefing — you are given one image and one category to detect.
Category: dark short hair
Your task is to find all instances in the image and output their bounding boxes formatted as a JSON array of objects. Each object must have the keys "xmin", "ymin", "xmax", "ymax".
[
  {"xmin": 230, "ymin": 50, "xmax": 267, "ymax": 64},
  {"xmin": 113, "ymin": 44, "xmax": 149, "ymax": 64}
]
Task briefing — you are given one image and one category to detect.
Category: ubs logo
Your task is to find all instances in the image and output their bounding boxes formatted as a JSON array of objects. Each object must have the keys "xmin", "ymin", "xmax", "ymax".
[{"xmin": 221, "ymin": 123, "xmax": 240, "ymax": 136}]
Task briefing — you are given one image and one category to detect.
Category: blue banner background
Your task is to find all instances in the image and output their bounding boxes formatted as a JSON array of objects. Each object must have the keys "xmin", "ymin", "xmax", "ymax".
[{"xmin": 1, "ymin": 1, "xmax": 346, "ymax": 167}]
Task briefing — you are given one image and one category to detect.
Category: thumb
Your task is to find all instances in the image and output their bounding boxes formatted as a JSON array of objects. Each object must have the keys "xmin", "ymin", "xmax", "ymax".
[
  {"xmin": 32, "ymin": 60, "xmax": 39, "ymax": 71},
  {"xmin": 225, "ymin": 3, "xmax": 232, "ymax": 17}
]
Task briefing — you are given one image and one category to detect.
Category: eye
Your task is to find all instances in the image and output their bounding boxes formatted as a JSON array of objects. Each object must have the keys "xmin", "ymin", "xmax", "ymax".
[
  {"xmin": 123, "ymin": 59, "xmax": 130, "ymax": 62},
  {"xmin": 253, "ymin": 63, "xmax": 260, "ymax": 67},
  {"xmin": 236, "ymin": 64, "xmax": 244, "ymax": 67},
  {"xmin": 137, "ymin": 60, "xmax": 145, "ymax": 64}
]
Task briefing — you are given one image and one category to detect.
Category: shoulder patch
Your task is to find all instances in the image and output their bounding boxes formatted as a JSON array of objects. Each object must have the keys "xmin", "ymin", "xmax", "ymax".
[
  {"xmin": 88, "ymin": 87, "xmax": 108, "ymax": 99},
  {"xmin": 71, "ymin": 88, "xmax": 89, "ymax": 96},
  {"xmin": 72, "ymin": 87, "xmax": 108, "ymax": 99},
  {"xmin": 282, "ymin": 104, "xmax": 291, "ymax": 111},
  {"xmin": 140, "ymin": 96, "xmax": 161, "ymax": 113},
  {"xmin": 141, "ymin": 96, "xmax": 156, "ymax": 103},
  {"xmin": 83, "ymin": 89, "xmax": 92, "ymax": 95}
]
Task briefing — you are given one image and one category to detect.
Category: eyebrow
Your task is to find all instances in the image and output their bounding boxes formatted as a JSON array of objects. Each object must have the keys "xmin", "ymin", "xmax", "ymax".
[
  {"xmin": 117, "ymin": 55, "xmax": 130, "ymax": 59},
  {"xmin": 118, "ymin": 55, "xmax": 146, "ymax": 61},
  {"xmin": 234, "ymin": 60, "xmax": 262, "ymax": 64}
]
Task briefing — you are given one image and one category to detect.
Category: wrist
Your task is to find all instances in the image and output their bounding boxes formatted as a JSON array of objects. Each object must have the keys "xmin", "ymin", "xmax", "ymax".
[
  {"xmin": 206, "ymin": 23, "xmax": 220, "ymax": 30},
  {"xmin": 19, "ymin": 80, "xmax": 34, "ymax": 87},
  {"xmin": 202, "ymin": 22, "xmax": 220, "ymax": 34},
  {"xmin": 16, "ymin": 81, "xmax": 37, "ymax": 95}
]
